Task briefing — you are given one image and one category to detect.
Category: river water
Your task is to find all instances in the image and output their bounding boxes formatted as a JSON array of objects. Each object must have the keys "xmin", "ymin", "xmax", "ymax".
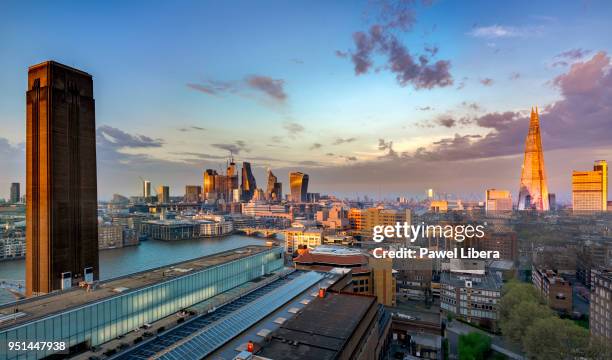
[{"xmin": 0, "ymin": 234, "xmax": 268, "ymax": 304}]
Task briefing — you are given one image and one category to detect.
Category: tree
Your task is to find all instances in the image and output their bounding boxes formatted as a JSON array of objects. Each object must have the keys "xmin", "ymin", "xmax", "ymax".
[
  {"xmin": 498, "ymin": 281, "xmax": 544, "ymax": 326},
  {"xmin": 458, "ymin": 332, "xmax": 491, "ymax": 360},
  {"xmin": 500, "ymin": 301, "xmax": 554, "ymax": 343},
  {"xmin": 586, "ymin": 336, "xmax": 612, "ymax": 360},
  {"xmin": 523, "ymin": 317, "xmax": 589, "ymax": 360}
]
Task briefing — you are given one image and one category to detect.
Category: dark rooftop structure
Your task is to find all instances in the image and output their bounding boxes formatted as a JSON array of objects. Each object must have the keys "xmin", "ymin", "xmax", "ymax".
[{"xmin": 255, "ymin": 291, "xmax": 387, "ymax": 360}]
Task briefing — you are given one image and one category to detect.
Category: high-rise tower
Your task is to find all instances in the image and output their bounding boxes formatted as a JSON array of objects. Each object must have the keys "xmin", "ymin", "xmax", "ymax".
[
  {"xmin": 289, "ymin": 172, "xmax": 309, "ymax": 202},
  {"xmin": 518, "ymin": 107, "xmax": 549, "ymax": 211},
  {"xmin": 241, "ymin": 162, "xmax": 256, "ymax": 201},
  {"xmin": 26, "ymin": 61, "xmax": 99, "ymax": 296}
]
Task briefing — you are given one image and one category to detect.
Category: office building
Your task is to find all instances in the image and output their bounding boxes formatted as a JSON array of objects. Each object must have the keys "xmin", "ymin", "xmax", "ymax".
[
  {"xmin": 156, "ymin": 185, "xmax": 170, "ymax": 204},
  {"xmin": 289, "ymin": 172, "xmax": 309, "ymax": 202},
  {"xmin": 393, "ymin": 246, "xmax": 433, "ymax": 300},
  {"xmin": 518, "ymin": 107, "xmax": 550, "ymax": 210},
  {"xmin": 98, "ymin": 223, "xmax": 123, "ymax": 249},
  {"xmin": 0, "ymin": 237, "xmax": 26, "ymax": 260},
  {"xmin": 440, "ymin": 264, "xmax": 502, "ymax": 330},
  {"xmin": 485, "ymin": 189, "xmax": 512, "ymax": 212},
  {"xmin": 285, "ymin": 228, "xmax": 323, "ymax": 253},
  {"xmin": 142, "ymin": 180, "xmax": 151, "ymax": 199},
  {"xmin": 348, "ymin": 207, "xmax": 411, "ymax": 239},
  {"xmin": 184, "ymin": 185, "xmax": 202, "ymax": 203},
  {"xmin": 266, "ymin": 169, "xmax": 282, "ymax": 202},
  {"xmin": 0, "ymin": 246, "xmax": 283, "ymax": 359},
  {"xmin": 590, "ymin": 268, "xmax": 612, "ymax": 342},
  {"xmin": 532, "ymin": 266, "xmax": 572, "ymax": 313},
  {"xmin": 203, "ymin": 169, "xmax": 216, "ymax": 194},
  {"xmin": 241, "ymin": 161, "xmax": 257, "ymax": 201},
  {"xmin": 293, "ymin": 245, "xmax": 396, "ymax": 306},
  {"xmin": 226, "ymin": 156, "xmax": 239, "ymax": 201},
  {"xmin": 477, "ymin": 232, "xmax": 518, "ymax": 262},
  {"xmin": 572, "ymin": 160, "xmax": 608, "ymax": 212},
  {"xmin": 316, "ymin": 205, "xmax": 350, "ymax": 229},
  {"xmin": 9, "ymin": 183, "xmax": 19, "ymax": 204},
  {"xmin": 26, "ymin": 61, "xmax": 99, "ymax": 296}
]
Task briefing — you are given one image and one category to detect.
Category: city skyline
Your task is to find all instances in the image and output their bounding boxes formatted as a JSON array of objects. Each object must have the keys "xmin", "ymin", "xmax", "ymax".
[{"xmin": 1, "ymin": 1, "xmax": 612, "ymax": 201}]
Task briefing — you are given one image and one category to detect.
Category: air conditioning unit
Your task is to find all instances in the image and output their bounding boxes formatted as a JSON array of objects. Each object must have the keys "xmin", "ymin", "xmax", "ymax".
[
  {"xmin": 465, "ymin": 280, "xmax": 472, "ymax": 288},
  {"xmin": 61, "ymin": 272, "xmax": 72, "ymax": 290},
  {"xmin": 84, "ymin": 267, "xmax": 94, "ymax": 283}
]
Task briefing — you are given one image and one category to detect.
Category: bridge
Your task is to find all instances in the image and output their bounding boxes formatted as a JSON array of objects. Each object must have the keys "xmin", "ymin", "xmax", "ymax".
[{"xmin": 235, "ymin": 228, "xmax": 287, "ymax": 238}]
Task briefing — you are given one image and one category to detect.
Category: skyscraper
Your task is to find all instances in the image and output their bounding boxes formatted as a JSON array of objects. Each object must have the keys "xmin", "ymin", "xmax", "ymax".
[
  {"xmin": 10, "ymin": 182, "xmax": 20, "ymax": 204},
  {"xmin": 26, "ymin": 61, "xmax": 99, "ymax": 296},
  {"xmin": 226, "ymin": 156, "xmax": 239, "ymax": 201},
  {"xmin": 143, "ymin": 180, "xmax": 151, "ymax": 199},
  {"xmin": 241, "ymin": 161, "xmax": 256, "ymax": 201},
  {"xmin": 203, "ymin": 169, "xmax": 217, "ymax": 195},
  {"xmin": 157, "ymin": 185, "xmax": 170, "ymax": 203},
  {"xmin": 572, "ymin": 160, "xmax": 608, "ymax": 212},
  {"xmin": 266, "ymin": 169, "xmax": 282, "ymax": 202},
  {"xmin": 184, "ymin": 185, "xmax": 202, "ymax": 203},
  {"xmin": 485, "ymin": 189, "xmax": 512, "ymax": 212},
  {"xmin": 289, "ymin": 172, "xmax": 309, "ymax": 202},
  {"xmin": 518, "ymin": 107, "xmax": 549, "ymax": 211}
]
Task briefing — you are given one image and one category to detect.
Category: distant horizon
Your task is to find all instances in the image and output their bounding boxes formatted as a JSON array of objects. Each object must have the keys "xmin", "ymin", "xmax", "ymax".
[{"xmin": 1, "ymin": 1, "xmax": 611, "ymax": 202}]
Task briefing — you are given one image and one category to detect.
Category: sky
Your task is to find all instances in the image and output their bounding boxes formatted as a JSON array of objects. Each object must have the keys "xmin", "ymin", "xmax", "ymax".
[{"xmin": 1, "ymin": 0, "xmax": 611, "ymax": 202}]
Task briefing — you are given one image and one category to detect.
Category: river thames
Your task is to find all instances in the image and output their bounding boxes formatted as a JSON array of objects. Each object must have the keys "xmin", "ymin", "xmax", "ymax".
[{"xmin": 0, "ymin": 234, "xmax": 269, "ymax": 304}]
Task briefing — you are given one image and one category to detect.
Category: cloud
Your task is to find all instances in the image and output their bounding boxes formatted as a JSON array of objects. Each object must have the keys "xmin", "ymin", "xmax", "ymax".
[
  {"xmin": 335, "ymin": 50, "xmax": 349, "ymax": 58},
  {"xmin": 555, "ymin": 48, "xmax": 591, "ymax": 60},
  {"xmin": 436, "ymin": 117, "xmax": 456, "ymax": 128},
  {"xmin": 97, "ymin": 125, "xmax": 163, "ymax": 149},
  {"xmin": 186, "ymin": 80, "xmax": 237, "ymax": 95},
  {"xmin": 332, "ymin": 137, "xmax": 357, "ymax": 145},
  {"xmin": 552, "ymin": 48, "xmax": 592, "ymax": 67},
  {"xmin": 283, "ymin": 121, "xmax": 305, "ymax": 138},
  {"xmin": 343, "ymin": 2, "xmax": 453, "ymax": 90},
  {"xmin": 479, "ymin": 78, "xmax": 494, "ymax": 86},
  {"xmin": 310, "ymin": 143, "xmax": 322, "ymax": 150},
  {"xmin": 469, "ymin": 25, "xmax": 525, "ymax": 38},
  {"xmin": 403, "ymin": 51, "xmax": 612, "ymax": 161},
  {"xmin": 377, "ymin": 138, "xmax": 398, "ymax": 159},
  {"xmin": 178, "ymin": 126, "xmax": 206, "ymax": 132},
  {"xmin": 188, "ymin": 75, "xmax": 288, "ymax": 103},
  {"xmin": 461, "ymin": 101, "xmax": 482, "ymax": 111},
  {"xmin": 245, "ymin": 75, "xmax": 287, "ymax": 102},
  {"xmin": 456, "ymin": 77, "xmax": 468, "ymax": 90},
  {"xmin": 211, "ymin": 140, "xmax": 250, "ymax": 155}
]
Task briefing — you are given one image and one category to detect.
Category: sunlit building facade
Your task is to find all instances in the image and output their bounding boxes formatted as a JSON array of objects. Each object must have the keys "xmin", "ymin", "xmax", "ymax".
[
  {"xmin": 266, "ymin": 169, "xmax": 282, "ymax": 202},
  {"xmin": 518, "ymin": 107, "xmax": 549, "ymax": 211},
  {"xmin": 572, "ymin": 160, "xmax": 608, "ymax": 212},
  {"xmin": 26, "ymin": 61, "xmax": 99, "ymax": 296},
  {"xmin": 485, "ymin": 189, "xmax": 512, "ymax": 212},
  {"xmin": 289, "ymin": 172, "xmax": 309, "ymax": 202},
  {"xmin": 184, "ymin": 185, "xmax": 202, "ymax": 203},
  {"xmin": 156, "ymin": 185, "xmax": 170, "ymax": 204}
]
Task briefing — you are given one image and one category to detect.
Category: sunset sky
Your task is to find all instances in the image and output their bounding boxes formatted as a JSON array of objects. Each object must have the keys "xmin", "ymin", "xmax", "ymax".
[{"xmin": 1, "ymin": 0, "xmax": 611, "ymax": 201}]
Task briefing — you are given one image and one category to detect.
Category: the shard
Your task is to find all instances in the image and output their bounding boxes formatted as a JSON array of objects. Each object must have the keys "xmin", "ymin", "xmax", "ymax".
[{"xmin": 518, "ymin": 107, "xmax": 549, "ymax": 211}]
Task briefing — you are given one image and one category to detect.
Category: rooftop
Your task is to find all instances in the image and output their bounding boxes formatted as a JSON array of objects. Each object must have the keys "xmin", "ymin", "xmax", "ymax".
[
  {"xmin": 440, "ymin": 271, "xmax": 503, "ymax": 291},
  {"xmin": 0, "ymin": 245, "xmax": 272, "ymax": 331},
  {"xmin": 256, "ymin": 292, "xmax": 376, "ymax": 360}
]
